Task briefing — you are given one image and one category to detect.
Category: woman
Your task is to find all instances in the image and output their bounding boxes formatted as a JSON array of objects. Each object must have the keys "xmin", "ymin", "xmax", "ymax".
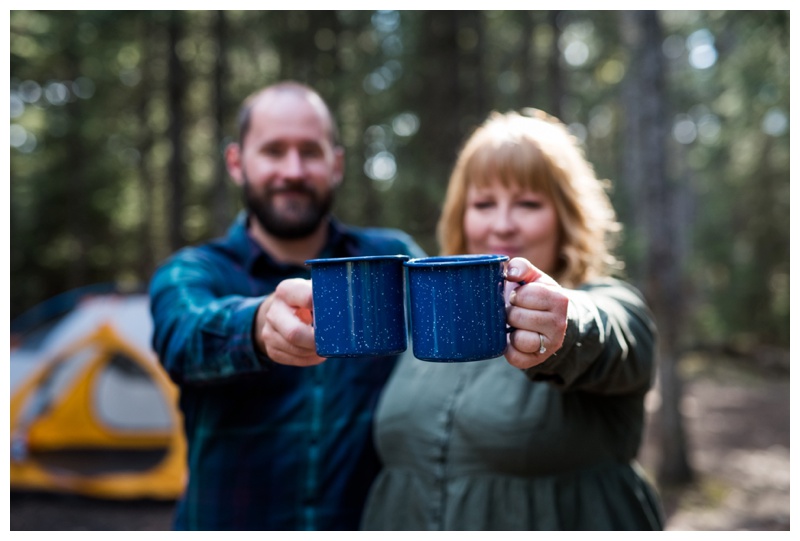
[{"xmin": 360, "ymin": 109, "xmax": 664, "ymax": 530}]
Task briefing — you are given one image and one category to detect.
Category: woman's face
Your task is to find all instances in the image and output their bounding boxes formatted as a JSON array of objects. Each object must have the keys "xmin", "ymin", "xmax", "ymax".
[{"xmin": 463, "ymin": 179, "xmax": 560, "ymax": 275}]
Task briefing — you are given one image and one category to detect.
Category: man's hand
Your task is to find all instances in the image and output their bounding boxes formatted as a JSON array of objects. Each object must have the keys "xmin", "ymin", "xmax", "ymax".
[{"xmin": 255, "ymin": 278, "xmax": 326, "ymax": 366}]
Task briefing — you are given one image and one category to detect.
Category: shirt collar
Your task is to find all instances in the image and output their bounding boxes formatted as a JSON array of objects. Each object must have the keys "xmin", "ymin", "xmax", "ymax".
[{"xmin": 227, "ymin": 211, "xmax": 362, "ymax": 274}]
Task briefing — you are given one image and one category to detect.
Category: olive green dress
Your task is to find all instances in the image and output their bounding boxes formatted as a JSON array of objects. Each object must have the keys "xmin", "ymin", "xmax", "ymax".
[{"xmin": 361, "ymin": 279, "xmax": 664, "ymax": 530}]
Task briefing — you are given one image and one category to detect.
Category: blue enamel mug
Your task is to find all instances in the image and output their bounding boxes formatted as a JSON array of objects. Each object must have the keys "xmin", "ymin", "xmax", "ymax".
[
  {"xmin": 405, "ymin": 254, "xmax": 509, "ymax": 362},
  {"xmin": 305, "ymin": 255, "xmax": 409, "ymax": 357}
]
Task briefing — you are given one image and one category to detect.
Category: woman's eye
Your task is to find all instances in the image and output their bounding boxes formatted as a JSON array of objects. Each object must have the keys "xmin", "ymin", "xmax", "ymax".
[
  {"xmin": 471, "ymin": 201, "xmax": 495, "ymax": 210},
  {"xmin": 518, "ymin": 200, "xmax": 543, "ymax": 209}
]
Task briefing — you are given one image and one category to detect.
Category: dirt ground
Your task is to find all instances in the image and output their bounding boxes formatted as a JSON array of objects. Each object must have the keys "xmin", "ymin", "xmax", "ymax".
[
  {"xmin": 10, "ymin": 354, "xmax": 790, "ymax": 531},
  {"xmin": 639, "ymin": 353, "xmax": 791, "ymax": 531}
]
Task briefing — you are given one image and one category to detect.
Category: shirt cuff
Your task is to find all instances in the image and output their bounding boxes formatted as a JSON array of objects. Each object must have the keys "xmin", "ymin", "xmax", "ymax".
[{"xmin": 523, "ymin": 292, "xmax": 601, "ymax": 388}]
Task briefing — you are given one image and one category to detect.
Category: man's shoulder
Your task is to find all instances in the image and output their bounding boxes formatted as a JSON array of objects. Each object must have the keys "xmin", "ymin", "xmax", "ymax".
[
  {"xmin": 167, "ymin": 212, "xmax": 248, "ymax": 264},
  {"xmin": 155, "ymin": 231, "xmax": 244, "ymax": 278}
]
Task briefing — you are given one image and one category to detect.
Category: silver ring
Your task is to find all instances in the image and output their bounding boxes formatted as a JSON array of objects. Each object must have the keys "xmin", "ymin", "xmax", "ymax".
[{"xmin": 538, "ymin": 333, "xmax": 547, "ymax": 355}]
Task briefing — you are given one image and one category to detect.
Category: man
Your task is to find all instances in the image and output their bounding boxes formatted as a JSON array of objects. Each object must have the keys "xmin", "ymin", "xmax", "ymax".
[{"xmin": 149, "ymin": 81, "xmax": 424, "ymax": 530}]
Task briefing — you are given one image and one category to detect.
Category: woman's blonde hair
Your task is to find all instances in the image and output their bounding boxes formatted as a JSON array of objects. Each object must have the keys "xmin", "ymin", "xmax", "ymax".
[{"xmin": 437, "ymin": 109, "xmax": 622, "ymax": 287}]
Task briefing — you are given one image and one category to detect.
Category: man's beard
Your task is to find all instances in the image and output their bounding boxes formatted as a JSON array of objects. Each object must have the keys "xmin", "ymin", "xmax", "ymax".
[{"xmin": 242, "ymin": 174, "xmax": 334, "ymax": 240}]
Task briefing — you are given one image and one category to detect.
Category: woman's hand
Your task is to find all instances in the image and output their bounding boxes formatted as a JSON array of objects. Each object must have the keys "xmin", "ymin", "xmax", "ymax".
[
  {"xmin": 254, "ymin": 278, "xmax": 326, "ymax": 366},
  {"xmin": 504, "ymin": 257, "xmax": 569, "ymax": 370}
]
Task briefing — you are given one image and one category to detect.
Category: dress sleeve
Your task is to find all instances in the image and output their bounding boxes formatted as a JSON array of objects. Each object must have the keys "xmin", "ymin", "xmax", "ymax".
[
  {"xmin": 149, "ymin": 250, "xmax": 272, "ymax": 386},
  {"xmin": 523, "ymin": 279, "xmax": 657, "ymax": 395}
]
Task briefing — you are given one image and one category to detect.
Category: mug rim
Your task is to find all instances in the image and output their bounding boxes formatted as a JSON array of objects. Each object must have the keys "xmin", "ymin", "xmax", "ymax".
[
  {"xmin": 404, "ymin": 254, "xmax": 509, "ymax": 268},
  {"xmin": 305, "ymin": 254, "xmax": 410, "ymax": 266}
]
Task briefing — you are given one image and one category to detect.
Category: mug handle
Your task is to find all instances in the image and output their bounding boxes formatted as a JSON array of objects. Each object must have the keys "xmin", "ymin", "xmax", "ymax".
[{"xmin": 505, "ymin": 280, "xmax": 526, "ymax": 333}]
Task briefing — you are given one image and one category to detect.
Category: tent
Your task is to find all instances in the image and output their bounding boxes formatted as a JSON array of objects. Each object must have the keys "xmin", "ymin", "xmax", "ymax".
[{"xmin": 10, "ymin": 292, "xmax": 186, "ymax": 500}]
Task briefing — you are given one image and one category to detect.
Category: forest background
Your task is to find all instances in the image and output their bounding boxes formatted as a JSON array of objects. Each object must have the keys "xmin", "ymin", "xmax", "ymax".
[{"xmin": 8, "ymin": 8, "xmax": 790, "ymax": 499}]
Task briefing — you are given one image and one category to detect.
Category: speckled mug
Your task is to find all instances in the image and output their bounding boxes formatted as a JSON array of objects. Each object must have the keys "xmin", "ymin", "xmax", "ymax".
[
  {"xmin": 305, "ymin": 255, "xmax": 409, "ymax": 357},
  {"xmin": 405, "ymin": 254, "xmax": 509, "ymax": 362}
]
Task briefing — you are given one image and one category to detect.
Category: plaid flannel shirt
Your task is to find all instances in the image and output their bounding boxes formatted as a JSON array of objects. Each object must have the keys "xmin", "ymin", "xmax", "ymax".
[{"xmin": 149, "ymin": 211, "xmax": 424, "ymax": 530}]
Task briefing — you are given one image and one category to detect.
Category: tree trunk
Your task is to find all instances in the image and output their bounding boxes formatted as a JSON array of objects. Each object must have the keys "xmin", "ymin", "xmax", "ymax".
[
  {"xmin": 167, "ymin": 10, "xmax": 187, "ymax": 251},
  {"xmin": 463, "ymin": 10, "xmax": 488, "ymax": 118},
  {"xmin": 518, "ymin": 11, "xmax": 535, "ymax": 109},
  {"xmin": 211, "ymin": 10, "xmax": 233, "ymax": 237},
  {"xmin": 547, "ymin": 10, "xmax": 563, "ymax": 119},
  {"xmin": 135, "ymin": 12, "xmax": 156, "ymax": 277},
  {"xmin": 619, "ymin": 10, "xmax": 694, "ymax": 486},
  {"xmin": 419, "ymin": 11, "xmax": 464, "ymax": 172},
  {"xmin": 64, "ymin": 42, "xmax": 89, "ymax": 290}
]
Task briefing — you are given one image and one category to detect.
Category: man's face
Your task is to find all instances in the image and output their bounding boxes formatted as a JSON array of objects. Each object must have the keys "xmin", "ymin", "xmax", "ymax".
[{"xmin": 234, "ymin": 92, "xmax": 343, "ymax": 240}]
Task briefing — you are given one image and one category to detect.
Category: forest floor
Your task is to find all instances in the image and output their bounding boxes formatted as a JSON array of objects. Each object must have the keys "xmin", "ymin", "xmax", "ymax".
[
  {"xmin": 10, "ymin": 352, "xmax": 791, "ymax": 531},
  {"xmin": 639, "ymin": 351, "xmax": 791, "ymax": 531}
]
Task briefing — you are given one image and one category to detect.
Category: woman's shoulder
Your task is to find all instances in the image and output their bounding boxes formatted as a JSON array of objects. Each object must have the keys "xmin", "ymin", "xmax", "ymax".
[
  {"xmin": 573, "ymin": 277, "xmax": 655, "ymax": 324},
  {"xmin": 577, "ymin": 276, "xmax": 646, "ymax": 299}
]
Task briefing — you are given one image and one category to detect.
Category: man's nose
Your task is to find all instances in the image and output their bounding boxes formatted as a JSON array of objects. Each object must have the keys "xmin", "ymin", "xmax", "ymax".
[{"xmin": 281, "ymin": 148, "xmax": 305, "ymax": 178}]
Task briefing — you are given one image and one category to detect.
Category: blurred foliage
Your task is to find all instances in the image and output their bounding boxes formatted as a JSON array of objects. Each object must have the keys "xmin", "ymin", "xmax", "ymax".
[{"xmin": 10, "ymin": 10, "xmax": 789, "ymax": 350}]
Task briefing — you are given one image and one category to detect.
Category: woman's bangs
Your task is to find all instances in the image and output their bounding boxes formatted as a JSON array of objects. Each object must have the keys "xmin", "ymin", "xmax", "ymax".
[
  {"xmin": 464, "ymin": 142, "xmax": 499, "ymax": 189},
  {"xmin": 466, "ymin": 138, "xmax": 550, "ymax": 193}
]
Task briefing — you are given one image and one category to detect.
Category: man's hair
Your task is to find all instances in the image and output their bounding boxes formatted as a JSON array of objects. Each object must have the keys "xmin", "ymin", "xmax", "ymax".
[{"xmin": 236, "ymin": 81, "xmax": 341, "ymax": 146}]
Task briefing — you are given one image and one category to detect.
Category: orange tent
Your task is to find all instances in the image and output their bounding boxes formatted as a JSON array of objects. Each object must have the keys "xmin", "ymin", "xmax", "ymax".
[{"xmin": 10, "ymin": 294, "xmax": 186, "ymax": 500}]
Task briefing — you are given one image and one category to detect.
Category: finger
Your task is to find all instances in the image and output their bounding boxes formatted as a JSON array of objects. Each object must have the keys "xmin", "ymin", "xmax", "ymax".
[
  {"xmin": 262, "ymin": 325, "xmax": 317, "ymax": 358},
  {"xmin": 274, "ymin": 278, "xmax": 315, "ymax": 310},
  {"xmin": 506, "ymin": 305, "xmax": 556, "ymax": 335},
  {"xmin": 508, "ymin": 283, "xmax": 551, "ymax": 310},
  {"xmin": 508, "ymin": 282, "xmax": 563, "ymax": 311},
  {"xmin": 508, "ymin": 328, "xmax": 546, "ymax": 355},
  {"xmin": 266, "ymin": 297, "xmax": 318, "ymax": 351},
  {"xmin": 262, "ymin": 313, "xmax": 325, "ymax": 366},
  {"xmin": 505, "ymin": 257, "xmax": 559, "ymax": 287},
  {"xmin": 504, "ymin": 343, "xmax": 548, "ymax": 370},
  {"xmin": 265, "ymin": 342, "xmax": 326, "ymax": 367},
  {"xmin": 506, "ymin": 302, "xmax": 567, "ymax": 353},
  {"xmin": 505, "ymin": 256, "xmax": 541, "ymax": 283}
]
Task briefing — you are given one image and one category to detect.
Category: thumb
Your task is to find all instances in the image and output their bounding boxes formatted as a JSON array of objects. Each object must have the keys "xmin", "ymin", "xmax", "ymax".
[{"xmin": 504, "ymin": 257, "xmax": 558, "ymax": 286}]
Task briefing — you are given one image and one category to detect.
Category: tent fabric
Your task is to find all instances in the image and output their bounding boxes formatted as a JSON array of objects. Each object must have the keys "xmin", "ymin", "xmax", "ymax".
[{"xmin": 10, "ymin": 294, "xmax": 187, "ymax": 500}]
